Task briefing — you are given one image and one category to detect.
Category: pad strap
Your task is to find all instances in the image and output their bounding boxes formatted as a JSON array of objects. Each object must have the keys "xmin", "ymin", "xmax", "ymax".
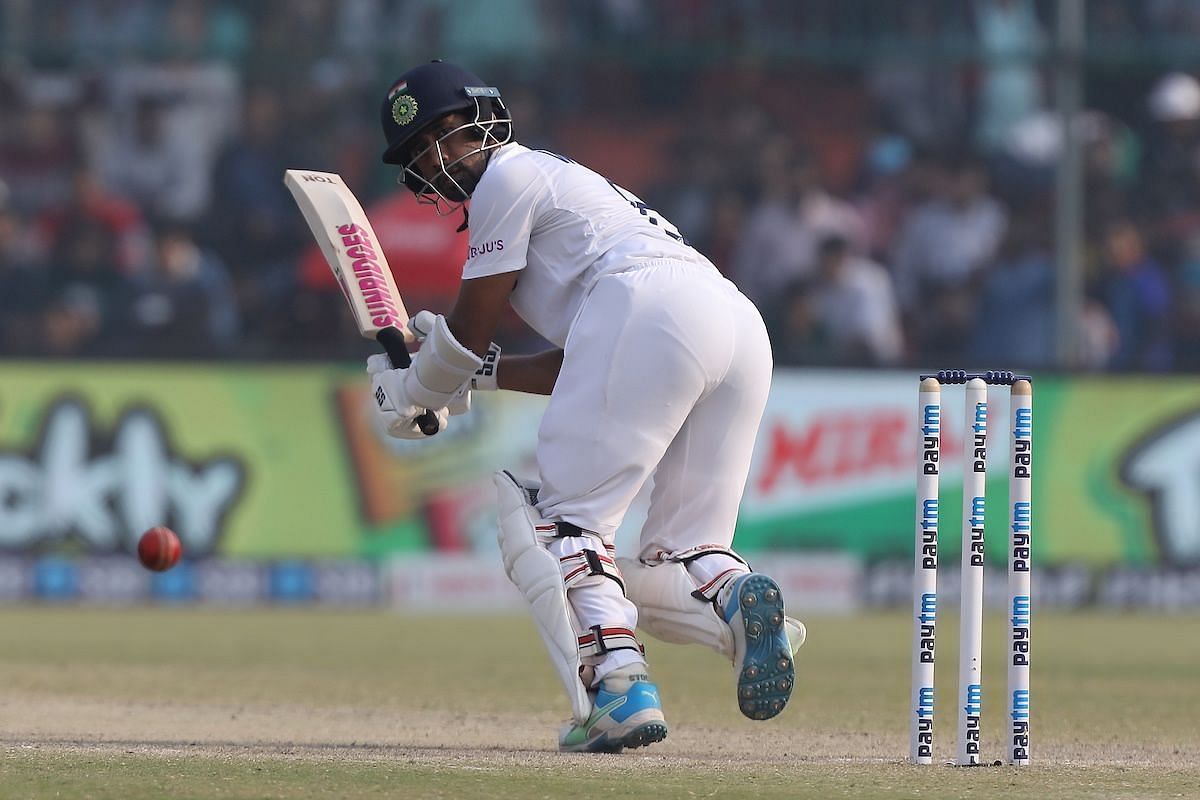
[
  {"xmin": 552, "ymin": 526, "xmax": 639, "ymax": 660},
  {"xmin": 691, "ymin": 567, "xmax": 746, "ymax": 603},
  {"xmin": 559, "ymin": 548, "xmax": 624, "ymax": 594},
  {"xmin": 643, "ymin": 545, "xmax": 749, "ymax": 602},
  {"xmin": 648, "ymin": 544, "xmax": 750, "ymax": 567},
  {"xmin": 577, "ymin": 626, "xmax": 644, "ymax": 658}
]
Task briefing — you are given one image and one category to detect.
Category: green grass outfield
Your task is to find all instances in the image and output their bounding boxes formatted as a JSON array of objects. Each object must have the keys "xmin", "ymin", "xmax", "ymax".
[{"xmin": 1, "ymin": 608, "xmax": 1198, "ymax": 799}]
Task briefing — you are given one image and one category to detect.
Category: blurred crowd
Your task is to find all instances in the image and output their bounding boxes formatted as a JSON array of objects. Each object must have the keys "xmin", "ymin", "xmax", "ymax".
[{"xmin": 2, "ymin": 0, "xmax": 1200, "ymax": 371}]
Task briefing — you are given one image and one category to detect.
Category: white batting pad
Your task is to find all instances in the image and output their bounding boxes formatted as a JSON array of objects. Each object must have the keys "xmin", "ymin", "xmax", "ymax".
[
  {"xmin": 494, "ymin": 471, "xmax": 592, "ymax": 725},
  {"xmin": 618, "ymin": 557, "xmax": 735, "ymax": 659}
]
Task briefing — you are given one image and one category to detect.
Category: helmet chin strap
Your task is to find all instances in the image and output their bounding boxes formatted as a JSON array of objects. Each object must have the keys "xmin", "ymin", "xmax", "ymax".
[{"xmin": 456, "ymin": 207, "xmax": 469, "ymax": 233}]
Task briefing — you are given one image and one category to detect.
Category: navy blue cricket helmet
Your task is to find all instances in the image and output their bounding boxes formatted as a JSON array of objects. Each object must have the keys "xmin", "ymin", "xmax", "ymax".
[{"xmin": 379, "ymin": 60, "xmax": 511, "ymax": 202}]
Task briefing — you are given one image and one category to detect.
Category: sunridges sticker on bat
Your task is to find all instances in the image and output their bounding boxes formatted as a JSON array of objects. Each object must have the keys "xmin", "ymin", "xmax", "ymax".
[{"xmin": 283, "ymin": 169, "xmax": 439, "ymax": 435}]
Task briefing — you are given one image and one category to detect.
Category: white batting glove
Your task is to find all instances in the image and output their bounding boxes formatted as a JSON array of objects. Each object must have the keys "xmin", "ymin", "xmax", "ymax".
[
  {"xmin": 470, "ymin": 341, "xmax": 501, "ymax": 391},
  {"xmin": 407, "ymin": 310, "xmax": 438, "ymax": 341},
  {"xmin": 366, "ymin": 355, "xmax": 450, "ymax": 439},
  {"xmin": 365, "ymin": 353, "xmax": 398, "ymax": 376},
  {"xmin": 447, "ymin": 383, "xmax": 471, "ymax": 416},
  {"xmin": 366, "ymin": 352, "xmax": 470, "ymax": 421},
  {"xmin": 409, "ymin": 309, "xmax": 501, "ymax": 392}
]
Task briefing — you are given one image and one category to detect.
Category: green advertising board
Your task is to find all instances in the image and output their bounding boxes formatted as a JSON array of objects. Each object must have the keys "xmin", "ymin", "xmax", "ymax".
[
  {"xmin": 736, "ymin": 372, "xmax": 1200, "ymax": 567},
  {"xmin": 0, "ymin": 364, "xmax": 1195, "ymax": 567},
  {"xmin": 0, "ymin": 362, "xmax": 363, "ymax": 556},
  {"xmin": 0, "ymin": 361, "xmax": 545, "ymax": 560}
]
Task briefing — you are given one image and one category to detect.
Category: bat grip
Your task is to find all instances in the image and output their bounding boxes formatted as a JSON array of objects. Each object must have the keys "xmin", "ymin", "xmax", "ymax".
[{"xmin": 376, "ymin": 327, "xmax": 441, "ymax": 436}]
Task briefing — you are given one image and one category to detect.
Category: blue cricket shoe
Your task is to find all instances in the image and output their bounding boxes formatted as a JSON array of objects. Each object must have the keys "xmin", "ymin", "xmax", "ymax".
[
  {"xmin": 722, "ymin": 573, "xmax": 797, "ymax": 720},
  {"xmin": 558, "ymin": 669, "xmax": 668, "ymax": 753}
]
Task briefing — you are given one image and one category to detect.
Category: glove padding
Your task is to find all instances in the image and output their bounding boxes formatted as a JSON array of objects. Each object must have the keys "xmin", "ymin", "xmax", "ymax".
[
  {"xmin": 367, "ymin": 353, "xmax": 471, "ymax": 420},
  {"xmin": 409, "ymin": 309, "xmax": 500, "ymax": 392},
  {"xmin": 367, "ymin": 355, "xmax": 453, "ymax": 439},
  {"xmin": 402, "ymin": 313, "xmax": 482, "ymax": 410}
]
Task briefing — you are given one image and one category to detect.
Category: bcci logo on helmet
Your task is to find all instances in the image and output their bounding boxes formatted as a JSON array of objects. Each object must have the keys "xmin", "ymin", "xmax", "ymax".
[{"xmin": 391, "ymin": 94, "xmax": 418, "ymax": 126}]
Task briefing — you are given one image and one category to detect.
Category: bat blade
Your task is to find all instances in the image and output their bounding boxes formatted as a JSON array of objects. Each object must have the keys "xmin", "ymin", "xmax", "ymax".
[
  {"xmin": 284, "ymin": 169, "xmax": 439, "ymax": 434},
  {"xmin": 283, "ymin": 169, "xmax": 412, "ymax": 342}
]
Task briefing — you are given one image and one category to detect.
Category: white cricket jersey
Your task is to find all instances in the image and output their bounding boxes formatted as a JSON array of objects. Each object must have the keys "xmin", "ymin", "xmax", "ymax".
[{"xmin": 461, "ymin": 142, "xmax": 718, "ymax": 347}]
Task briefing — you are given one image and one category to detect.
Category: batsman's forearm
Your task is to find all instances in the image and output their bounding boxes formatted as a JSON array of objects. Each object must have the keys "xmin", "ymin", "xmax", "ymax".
[{"xmin": 497, "ymin": 349, "xmax": 564, "ymax": 395}]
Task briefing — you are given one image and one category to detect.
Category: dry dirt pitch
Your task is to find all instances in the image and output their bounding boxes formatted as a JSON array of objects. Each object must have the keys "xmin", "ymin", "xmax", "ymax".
[{"xmin": 1, "ymin": 608, "xmax": 1197, "ymax": 799}]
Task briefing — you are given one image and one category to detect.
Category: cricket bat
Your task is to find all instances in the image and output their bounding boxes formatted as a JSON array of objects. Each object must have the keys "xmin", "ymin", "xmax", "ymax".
[{"xmin": 283, "ymin": 169, "xmax": 439, "ymax": 435}]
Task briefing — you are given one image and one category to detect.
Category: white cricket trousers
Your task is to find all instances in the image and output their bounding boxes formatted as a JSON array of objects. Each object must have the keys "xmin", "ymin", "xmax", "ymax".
[{"xmin": 535, "ymin": 260, "xmax": 773, "ymax": 677}]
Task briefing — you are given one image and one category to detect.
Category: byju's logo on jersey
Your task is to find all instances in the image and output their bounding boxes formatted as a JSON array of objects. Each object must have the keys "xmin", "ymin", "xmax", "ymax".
[{"xmin": 468, "ymin": 239, "xmax": 504, "ymax": 259}]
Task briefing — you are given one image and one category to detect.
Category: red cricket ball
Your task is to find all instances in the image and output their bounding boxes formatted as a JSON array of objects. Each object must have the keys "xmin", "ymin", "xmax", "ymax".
[{"xmin": 137, "ymin": 526, "xmax": 182, "ymax": 572}]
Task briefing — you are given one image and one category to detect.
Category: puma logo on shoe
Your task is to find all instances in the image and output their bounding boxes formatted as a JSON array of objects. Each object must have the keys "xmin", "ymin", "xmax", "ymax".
[{"xmin": 585, "ymin": 695, "xmax": 628, "ymax": 737}]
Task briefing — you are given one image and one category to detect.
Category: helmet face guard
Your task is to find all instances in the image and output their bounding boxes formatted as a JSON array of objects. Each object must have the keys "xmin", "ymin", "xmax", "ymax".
[{"xmin": 398, "ymin": 91, "xmax": 511, "ymax": 215}]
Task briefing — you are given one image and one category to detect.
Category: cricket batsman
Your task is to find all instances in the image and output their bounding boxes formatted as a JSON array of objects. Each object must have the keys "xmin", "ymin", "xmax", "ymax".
[{"xmin": 368, "ymin": 59, "xmax": 806, "ymax": 753}]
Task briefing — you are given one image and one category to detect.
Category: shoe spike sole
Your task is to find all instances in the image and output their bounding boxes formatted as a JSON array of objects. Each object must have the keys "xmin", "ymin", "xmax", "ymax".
[{"xmin": 734, "ymin": 574, "xmax": 795, "ymax": 721}]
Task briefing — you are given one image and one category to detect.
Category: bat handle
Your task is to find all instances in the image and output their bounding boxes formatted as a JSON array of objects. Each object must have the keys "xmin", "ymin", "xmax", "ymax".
[{"xmin": 376, "ymin": 327, "xmax": 441, "ymax": 436}]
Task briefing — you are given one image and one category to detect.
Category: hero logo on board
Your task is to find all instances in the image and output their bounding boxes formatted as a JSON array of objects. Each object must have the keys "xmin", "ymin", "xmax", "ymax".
[
  {"xmin": 1119, "ymin": 408, "xmax": 1200, "ymax": 564},
  {"xmin": 755, "ymin": 409, "xmax": 965, "ymax": 494},
  {"xmin": 0, "ymin": 397, "xmax": 245, "ymax": 555}
]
